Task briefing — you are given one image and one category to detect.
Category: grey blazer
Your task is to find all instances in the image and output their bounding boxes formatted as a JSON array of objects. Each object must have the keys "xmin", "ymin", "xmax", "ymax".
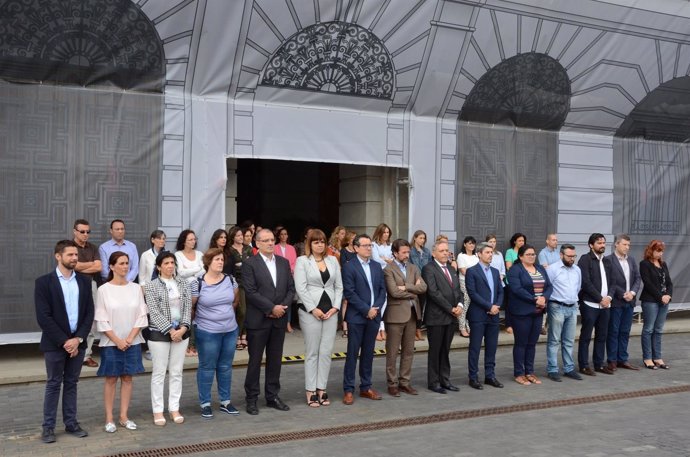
[{"xmin": 294, "ymin": 255, "xmax": 343, "ymax": 311}]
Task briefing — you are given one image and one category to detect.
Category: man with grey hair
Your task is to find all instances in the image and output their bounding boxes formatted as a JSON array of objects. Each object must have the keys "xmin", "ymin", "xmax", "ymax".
[
  {"xmin": 605, "ymin": 234, "xmax": 641, "ymax": 371},
  {"xmin": 465, "ymin": 242, "xmax": 504, "ymax": 389},
  {"xmin": 422, "ymin": 239, "xmax": 463, "ymax": 394}
]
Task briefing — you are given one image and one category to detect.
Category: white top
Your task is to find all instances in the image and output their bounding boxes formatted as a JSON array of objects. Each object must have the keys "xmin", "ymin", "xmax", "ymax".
[
  {"xmin": 260, "ymin": 253, "xmax": 278, "ymax": 287},
  {"xmin": 456, "ymin": 253, "xmax": 479, "ymax": 278},
  {"xmin": 175, "ymin": 250, "xmax": 204, "ymax": 280},
  {"xmin": 371, "ymin": 242, "xmax": 392, "ymax": 268},
  {"xmin": 584, "ymin": 253, "xmax": 610, "ymax": 309},
  {"xmin": 95, "ymin": 282, "xmax": 148, "ymax": 347},
  {"xmin": 138, "ymin": 248, "xmax": 159, "ymax": 286}
]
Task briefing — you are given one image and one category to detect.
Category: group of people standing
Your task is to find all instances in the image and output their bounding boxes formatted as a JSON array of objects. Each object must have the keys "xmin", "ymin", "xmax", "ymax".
[{"xmin": 35, "ymin": 219, "xmax": 674, "ymax": 444}]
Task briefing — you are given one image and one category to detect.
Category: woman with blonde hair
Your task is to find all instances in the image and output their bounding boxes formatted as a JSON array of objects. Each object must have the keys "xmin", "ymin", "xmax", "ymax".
[{"xmin": 328, "ymin": 226, "xmax": 347, "ymax": 263}]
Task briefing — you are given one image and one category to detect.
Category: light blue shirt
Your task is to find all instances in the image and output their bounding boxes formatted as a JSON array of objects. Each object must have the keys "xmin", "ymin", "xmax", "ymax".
[
  {"xmin": 99, "ymin": 239, "xmax": 140, "ymax": 282},
  {"xmin": 489, "ymin": 250, "xmax": 506, "ymax": 279},
  {"xmin": 56, "ymin": 267, "xmax": 79, "ymax": 333},
  {"xmin": 538, "ymin": 247, "xmax": 560, "ymax": 267},
  {"xmin": 481, "ymin": 263, "xmax": 496, "ymax": 303},
  {"xmin": 359, "ymin": 256, "xmax": 375, "ymax": 307},
  {"xmin": 546, "ymin": 260, "xmax": 581, "ymax": 304},
  {"xmin": 394, "ymin": 259, "xmax": 406, "ymax": 277}
]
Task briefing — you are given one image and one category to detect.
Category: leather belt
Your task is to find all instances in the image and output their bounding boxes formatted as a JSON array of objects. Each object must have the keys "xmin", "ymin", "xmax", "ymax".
[{"xmin": 549, "ymin": 300, "xmax": 576, "ymax": 307}]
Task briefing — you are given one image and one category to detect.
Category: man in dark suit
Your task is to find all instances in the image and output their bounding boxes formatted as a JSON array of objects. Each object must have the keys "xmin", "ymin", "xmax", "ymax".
[
  {"xmin": 605, "ymin": 234, "xmax": 641, "ymax": 371},
  {"xmin": 577, "ymin": 233, "xmax": 616, "ymax": 376},
  {"xmin": 383, "ymin": 239, "xmax": 427, "ymax": 397},
  {"xmin": 422, "ymin": 239, "xmax": 463, "ymax": 394},
  {"xmin": 341, "ymin": 234, "xmax": 387, "ymax": 405},
  {"xmin": 35, "ymin": 240, "xmax": 95, "ymax": 443},
  {"xmin": 465, "ymin": 242, "xmax": 504, "ymax": 390},
  {"xmin": 242, "ymin": 228, "xmax": 295, "ymax": 415}
]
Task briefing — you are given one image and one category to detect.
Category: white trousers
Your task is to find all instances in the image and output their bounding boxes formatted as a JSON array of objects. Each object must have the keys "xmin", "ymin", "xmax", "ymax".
[
  {"xmin": 298, "ymin": 308, "xmax": 338, "ymax": 391},
  {"xmin": 149, "ymin": 339, "xmax": 189, "ymax": 413}
]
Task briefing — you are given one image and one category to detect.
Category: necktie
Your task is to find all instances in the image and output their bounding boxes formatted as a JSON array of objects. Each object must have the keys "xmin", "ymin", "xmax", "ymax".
[{"xmin": 442, "ymin": 265, "xmax": 453, "ymax": 285}]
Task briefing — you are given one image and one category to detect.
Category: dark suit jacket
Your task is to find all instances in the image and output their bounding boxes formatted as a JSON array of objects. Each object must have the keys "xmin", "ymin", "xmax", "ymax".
[
  {"xmin": 507, "ymin": 263, "xmax": 553, "ymax": 316},
  {"xmin": 578, "ymin": 251, "xmax": 615, "ymax": 304},
  {"xmin": 422, "ymin": 261, "xmax": 463, "ymax": 326},
  {"xmin": 35, "ymin": 271, "xmax": 95, "ymax": 352},
  {"xmin": 242, "ymin": 253, "xmax": 295, "ymax": 330},
  {"xmin": 342, "ymin": 257, "xmax": 386, "ymax": 325},
  {"xmin": 383, "ymin": 261, "xmax": 426, "ymax": 324},
  {"xmin": 465, "ymin": 263, "xmax": 504, "ymax": 323},
  {"xmin": 605, "ymin": 254, "xmax": 641, "ymax": 307},
  {"xmin": 639, "ymin": 259, "xmax": 673, "ymax": 303}
]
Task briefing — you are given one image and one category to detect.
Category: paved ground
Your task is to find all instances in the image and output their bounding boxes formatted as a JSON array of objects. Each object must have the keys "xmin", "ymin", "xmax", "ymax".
[{"xmin": 1, "ymin": 327, "xmax": 688, "ymax": 457}]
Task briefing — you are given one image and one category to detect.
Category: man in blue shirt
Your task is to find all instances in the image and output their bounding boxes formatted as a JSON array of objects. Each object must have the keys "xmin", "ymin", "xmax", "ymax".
[
  {"xmin": 35, "ymin": 240, "xmax": 94, "ymax": 443},
  {"xmin": 538, "ymin": 233, "xmax": 560, "ymax": 268},
  {"xmin": 545, "ymin": 244, "xmax": 583, "ymax": 382},
  {"xmin": 98, "ymin": 219, "xmax": 139, "ymax": 282}
]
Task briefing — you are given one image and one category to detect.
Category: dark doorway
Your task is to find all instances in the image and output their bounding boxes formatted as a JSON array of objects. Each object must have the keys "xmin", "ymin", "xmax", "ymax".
[{"xmin": 236, "ymin": 159, "xmax": 340, "ymax": 241}]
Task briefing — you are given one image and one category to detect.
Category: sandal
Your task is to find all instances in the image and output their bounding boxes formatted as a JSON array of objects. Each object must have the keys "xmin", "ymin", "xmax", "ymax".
[
  {"xmin": 505, "ymin": 327, "xmax": 514, "ymax": 334},
  {"xmin": 236, "ymin": 342, "xmax": 245, "ymax": 351},
  {"xmin": 307, "ymin": 391, "xmax": 320, "ymax": 408},
  {"xmin": 317, "ymin": 390, "xmax": 330, "ymax": 406},
  {"xmin": 169, "ymin": 411, "xmax": 184, "ymax": 424},
  {"xmin": 153, "ymin": 413, "xmax": 166, "ymax": 426},
  {"xmin": 525, "ymin": 374, "xmax": 542, "ymax": 385},
  {"xmin": 514, "ymin": 375, "xmax": 531, "ymax": 386},
  {"xmin": 342, "ymin": 330, "xmax": 348, "ymax": 338}
]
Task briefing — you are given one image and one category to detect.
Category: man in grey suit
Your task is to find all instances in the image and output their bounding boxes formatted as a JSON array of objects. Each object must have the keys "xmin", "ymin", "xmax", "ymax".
[
  {"xmin": 383, "ymin": 239, "xmax": 427, "ymax": 397},
  {"xmin": 605, "ymin": 234, "xmax": 642, "ymax": 371},
  {"xmin": 422, "ymin": 239, "xmax": 463, "ymax": 394},
  {"xmin": 242, "ymin": 228, "xmax": 295, "ymax": 415}
]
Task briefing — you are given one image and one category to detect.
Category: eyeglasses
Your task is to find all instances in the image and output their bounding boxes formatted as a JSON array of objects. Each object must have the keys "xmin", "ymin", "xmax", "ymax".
[
  {"xmin": 357, "ymin": 244, "xmax": 373, "ymax": 248},
  {"xmin": 523, "ymin": 253, "xmax": 536, "ymax": 257},
  {"xmin": 258, "ymin": 239, "xmax": 275, "ymax": 243},
  {"xmin": 75, "ymin": 229, "xmax": 91, "ymax": 234}
]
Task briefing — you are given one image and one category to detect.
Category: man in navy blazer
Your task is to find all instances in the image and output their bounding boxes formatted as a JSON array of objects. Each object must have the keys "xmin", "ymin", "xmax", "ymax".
[
  {"xmin": 341, "ymin": 234, "xmax": 386, "ymax": 405},
  {"xmin": 242, "ymin": 229, "xmax": 295, "ymax": 415},
  {"xmin": 465, "ymin": 242, "xmax": 504, "ymax": 389},
  {"xmin": 35, "ymin": 240, "xmax": 94, "ymax": 443},
  {"xmin": 605, "ymin": 234, "xmax": 641, "ymax": 371}
]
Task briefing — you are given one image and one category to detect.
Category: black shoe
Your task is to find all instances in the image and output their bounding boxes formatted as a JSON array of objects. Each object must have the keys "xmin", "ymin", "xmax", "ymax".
[
  {"xmin": 65, "ymin": 425, "xmax": 88, "ymax": 438},
  {"xmin": 484, "ymin": 378, "xmax": 504, "ymax": 388},
  {"xmin": 245, "ymin": 401, "xmax": 259, "ymax": 415},
  {"xmin": 468, "ymin": 379, "xmax": 483, "ymax": 390},
  {"xmin": 201, "ymin": 405, "xmax": 214, "ymax": 419},
  {"xmin": 441, "ymin": 384, "xmax": 460, "ymax": 392},
  {"xmin": 41, "ymin": 427, "xmax": 56, "ymax": 444},
  {"xmin": 547, "ymin": 373, "xmax": 562, "ymax": 382},
  {"xmin": 595, "ymin": 366, "xmax": 615, "ymax": 375},
  {"xmin": 428, "ymin": 386, "xmax": 447, "ymax": 394},
  {"xmin": 564, "ymin": 370, "xmax": 583, "ymax": 380},
  {"xmin": 266, "ymin": 397, "xmax": 290, "ymax": 411}
]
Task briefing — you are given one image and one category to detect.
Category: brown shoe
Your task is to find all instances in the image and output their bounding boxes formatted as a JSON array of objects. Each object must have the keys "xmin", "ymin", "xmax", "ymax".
[
  {"xmin": 617, "ymin": 361, "xmax": 640, "ymax": 371},
  {"xmin": 607, "ymin": 362, "xmax": 618, "ymax": 371},
  {"xmin": 399, "ymin": 385, "xmax": 418, "ymax": 395},
  {"xmin": 82, "ymin": 357, "xmax": 99, "ymax": 368},
  {"xmin": 579, "ymin": 367, "xmax": 596, "ymax": 376},
  {"xmin": 342, "ymin": 392, "xmax": 354, "ymax": 405},
  {"xmin": 359, "ymin": 389, "xmax": 382, "ymax": 400},
  {"xmin": 387, "ymin": 386, "xmax": 400, "ymax": 397},
  {"xmin": 595, "ymin": 366, "xmax": 615, "ymax": 375}
]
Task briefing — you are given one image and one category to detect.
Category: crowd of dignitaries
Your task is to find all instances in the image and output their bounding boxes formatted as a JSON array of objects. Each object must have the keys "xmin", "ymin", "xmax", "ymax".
[{"xmin": 35, "ymin": 219, "xmax": 675, "ymax": 443}]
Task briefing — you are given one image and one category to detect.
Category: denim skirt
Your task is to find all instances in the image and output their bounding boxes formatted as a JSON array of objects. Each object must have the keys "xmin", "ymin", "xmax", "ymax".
[{"xmin": 97, "ymin": 344, "xmax": 145, "ymax": 377}]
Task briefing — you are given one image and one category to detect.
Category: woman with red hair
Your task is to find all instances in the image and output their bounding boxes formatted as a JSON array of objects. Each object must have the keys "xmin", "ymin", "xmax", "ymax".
[{"xmin": 639, "ymin": 240, "xmax": 673, "ymax": 370}]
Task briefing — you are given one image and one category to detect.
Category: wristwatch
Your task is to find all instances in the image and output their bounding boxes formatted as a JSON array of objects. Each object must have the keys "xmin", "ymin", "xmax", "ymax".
[{"xmin": 77, "ymin": 337, "xmax": 84, "ymax": 343}]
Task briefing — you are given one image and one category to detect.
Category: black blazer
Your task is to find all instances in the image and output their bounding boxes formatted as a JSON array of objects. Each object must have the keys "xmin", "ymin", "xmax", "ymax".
[
  {"xmin": 606, "ymin": 254, "xmax": 641, "ymax": 307},
  {"xmin": 639, "ymin": 259, "xmax": 673, "ymax": 304},
  {"xmin": 242, "ymin": 253, "xmax": 295, "ymax": 330},
  {"xmin": 422, "ymin": 261, "xmax": 463, "ymax": 326},
  {"xmin": 35, "ymin": 271, "xmax": 95, "ymax": 352},
  {"xmin": 577, "ymin": 251, "xmax": 615, "ymax": 304}
]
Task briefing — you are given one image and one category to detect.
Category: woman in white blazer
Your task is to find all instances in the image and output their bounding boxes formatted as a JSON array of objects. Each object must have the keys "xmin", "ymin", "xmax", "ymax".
[{"xmin": 294, "ymin": 229, "xmax": 343, "ymax": 408}]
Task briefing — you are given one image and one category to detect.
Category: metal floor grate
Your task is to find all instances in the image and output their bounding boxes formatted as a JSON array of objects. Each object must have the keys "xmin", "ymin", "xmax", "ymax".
[{"xmin": 100, "ymin": 384, "xmax": 690, "ymax": 457}]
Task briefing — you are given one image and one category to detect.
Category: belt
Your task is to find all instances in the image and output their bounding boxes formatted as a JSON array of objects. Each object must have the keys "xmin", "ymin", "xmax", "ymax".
[{"xmin": 549, "ymin": 300, "xmax": 576, "ymax": 307}]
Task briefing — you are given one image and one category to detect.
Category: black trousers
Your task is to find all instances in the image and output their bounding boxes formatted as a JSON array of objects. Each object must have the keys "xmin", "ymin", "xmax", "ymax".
[
  {"xmin": 578, "ymin": 305, "xmax": 610, "ymax": 369},
  {"xmin": 43, "ymin": 348, "xmax": 85, "ymax": 429},
  {"xmin": 426, "ymin": 323, "xmax": 455, "ymax": 388},
  {"xmin": 244, "ymin": 326, "xmax": 286, "ymax": 402}
]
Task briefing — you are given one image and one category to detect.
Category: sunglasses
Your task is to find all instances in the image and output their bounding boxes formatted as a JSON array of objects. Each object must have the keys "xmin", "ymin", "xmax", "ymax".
[{"xmin": 75, "ymin": 229, "xmax": 91, "ymax": 234}]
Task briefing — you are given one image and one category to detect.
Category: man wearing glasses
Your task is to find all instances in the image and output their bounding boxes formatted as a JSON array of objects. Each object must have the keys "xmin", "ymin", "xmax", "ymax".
[
  {"xmin": 545, "ymin": 244, "xmax": 583, "ymax": 381},
  {"xmin": 341, "ymin": 234, "xmax": 387, "ymax": 405},
  {"xmin": 242, "ymin": 228, "xmax": 295, "ymax": 415},
  {"xmin": 72, "ymin": 219, "xmax": 101, "ymax": 368}
]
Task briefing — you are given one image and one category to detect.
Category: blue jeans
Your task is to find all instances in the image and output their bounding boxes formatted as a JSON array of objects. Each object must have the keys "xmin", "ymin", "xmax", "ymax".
[
  {"xmin": 641, "ymin": 302, "xmax": 669, "ymax": 360},
  {"xmin": 546, "ymin": 302, "xmax": 577, "ymax": 374},
  {"xmin": 606, "ymin": 305, "xmax": 634, "ymax": 363},
  {"xmin": 195, "ymin": 326, "xmax": 238, "ymax": 407}
]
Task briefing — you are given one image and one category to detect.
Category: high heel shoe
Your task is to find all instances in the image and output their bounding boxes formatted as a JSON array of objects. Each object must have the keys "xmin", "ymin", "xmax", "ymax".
[
  {"xmin": 307, "ymin": 391, "xmax": 320, "ymax": 408},
  {"xmin": 169, "ymin": 411, "xmax": 184, "ymax": 424},
  {"xmin": 153, "ymin": 413, "xmax": 166, "ymax": 426}
]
